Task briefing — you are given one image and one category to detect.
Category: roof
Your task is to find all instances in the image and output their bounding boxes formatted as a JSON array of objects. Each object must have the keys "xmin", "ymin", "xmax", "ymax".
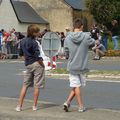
[
  {"xmin": 10, "ymin": 0, "xmax": 48, "ymax": 24},
  {"xmin": 0, "ymin": 0, "xmax": 2, "ymax": 4},
  {"xmin": 64, "ymin": 0, "xmax": 85, "ymax": 10}
]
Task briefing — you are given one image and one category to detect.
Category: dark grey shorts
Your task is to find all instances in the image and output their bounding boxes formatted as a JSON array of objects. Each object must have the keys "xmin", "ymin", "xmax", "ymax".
[{"xmin": 23, "ymin": 62, "xmax": 45, "ymax": 88}]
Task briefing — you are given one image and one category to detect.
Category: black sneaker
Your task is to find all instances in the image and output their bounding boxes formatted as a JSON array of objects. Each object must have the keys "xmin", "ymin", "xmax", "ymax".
[{"xmin": 63, "ymin": 102, "xmax": 70, "ymax": 112}]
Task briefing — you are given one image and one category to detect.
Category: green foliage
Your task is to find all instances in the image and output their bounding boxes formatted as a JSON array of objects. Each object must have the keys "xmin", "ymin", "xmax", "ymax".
[
  {"xmin": 85, "ymin": 0, "xmax": 120, "ymax": 25},
  {"xmin": 51, "ymin": 68, "xmax": 68, "ymax": 74},
  {"xmin": 114, "ymin": 1, "xmax": 120, "ymax": 20}
]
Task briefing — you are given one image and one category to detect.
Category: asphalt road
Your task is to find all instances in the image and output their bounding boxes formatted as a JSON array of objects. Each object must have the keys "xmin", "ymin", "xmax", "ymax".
[
  {"xmin": 57, "ymin": 60, "xmax": 120, "ymax": 70},
  {"xmin": 0, "ymin": 61, "xmax": 120, "ymax": 110}
]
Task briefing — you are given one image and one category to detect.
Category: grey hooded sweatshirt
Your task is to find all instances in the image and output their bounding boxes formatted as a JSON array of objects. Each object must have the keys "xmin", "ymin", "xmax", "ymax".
[{"xmin": 64, "ymin": 31, "xmax": 95, "ymax": 74}]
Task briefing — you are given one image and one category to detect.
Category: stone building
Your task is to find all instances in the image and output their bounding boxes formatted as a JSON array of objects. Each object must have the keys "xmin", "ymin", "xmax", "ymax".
[
  {"xmin": 0, "ymin": 0, "xmax": 48, "ymax": 32},
  {"xmin": 26, "ymin": 0, "xmax": 94, "ymax": 32},
  {"xmin": 0, "ymin": 0, "xmax": 94, "ymax": 32}
]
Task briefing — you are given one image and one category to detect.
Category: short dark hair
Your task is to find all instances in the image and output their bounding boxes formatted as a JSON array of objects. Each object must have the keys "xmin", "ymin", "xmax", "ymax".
[
  {"xmin": 27, "ymin": 24, "xmax": 40, "ymax": 38},
  {"xmin": 73, "ymin": 18, "xmax": 83, "ymax": 29}
]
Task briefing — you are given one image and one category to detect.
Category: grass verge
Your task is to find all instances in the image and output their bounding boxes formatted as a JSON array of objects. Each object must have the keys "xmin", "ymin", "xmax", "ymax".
[{"xmin": 50, "ymin": 68, "xmax": 120, "ymax": 75}]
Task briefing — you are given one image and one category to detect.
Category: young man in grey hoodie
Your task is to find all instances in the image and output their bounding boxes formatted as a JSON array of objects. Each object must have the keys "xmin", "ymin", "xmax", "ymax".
[{"xmin": 64, "ymin": 18, "xmax": 95, "ymax": 112}]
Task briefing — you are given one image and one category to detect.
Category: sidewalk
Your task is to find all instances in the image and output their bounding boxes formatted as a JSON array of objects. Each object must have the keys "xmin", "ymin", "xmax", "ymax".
[{"xmin": 0, "ymin": 97, "xmax": 120, "ymax": 120}]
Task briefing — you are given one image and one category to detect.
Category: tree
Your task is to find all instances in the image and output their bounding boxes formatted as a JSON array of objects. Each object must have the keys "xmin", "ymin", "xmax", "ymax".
[{"xmin": 85, "ymin": 0, "xmax": 119, "ymax": 26}]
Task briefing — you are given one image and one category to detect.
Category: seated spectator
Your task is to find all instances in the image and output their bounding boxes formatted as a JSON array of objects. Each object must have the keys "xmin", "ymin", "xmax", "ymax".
[{"xmin": 92, "ymin": 40, "xmax": 106, "ymax": 60}]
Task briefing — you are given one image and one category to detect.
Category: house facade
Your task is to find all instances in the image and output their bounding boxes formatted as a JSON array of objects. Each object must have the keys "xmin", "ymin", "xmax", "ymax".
[
  {"xmin": 26, "ymin": 0, "xmax": 94, "ymax": 32},
  {"xmin": 0, "ymin": 0, "xmax": 94, "ymax": 32},
  {"xmin": 0, "ymin": 0, "xmax": 48, "ymax": 32}
]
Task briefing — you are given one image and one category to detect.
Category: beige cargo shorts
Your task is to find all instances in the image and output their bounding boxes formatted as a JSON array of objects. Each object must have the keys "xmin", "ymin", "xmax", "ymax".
[{"xmin": 23, "ymin": 61, "xmax": 45, "ymax": 89}]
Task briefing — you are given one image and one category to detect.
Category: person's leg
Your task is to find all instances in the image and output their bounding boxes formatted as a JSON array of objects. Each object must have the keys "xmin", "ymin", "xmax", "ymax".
[
  {"xmin": 104, "ymin": 35, "xmax": 108, "ymax": 50},
  {"xmin": 33, "ymin": 87, "xmax": 40, "ymax": 107},
  {"xmin": 102, "ymin": 35, "xmax": 108, "ymax": 50},
  {"xmin": 33, "ymin": 62, "xmax": 45, "ymax": 110},
  {"xmin": 74, "ymin": 87, "xmax": 84, "ymax": 108},
  {"xmin": 93, "ymin": 49, "xmax": 100, "ymax": 60},
  {"xmin": 112, "ymin": 36, "xmax": 119, "ymax": 50},
  {"xmin": 18, "ymin": 85, "xmax": 28, "ymax": 107},
  {"xmin": 63, "ymin": 88, "xmax": 75, "ymax": 112},
  {"xmin": 101, "ymin": 37, "xmax": 105, "ymax": 48},
  {"xmin": 66, "ymin": 88, "xmax": 75, "ymax": 104},
  {"xmin": 98, "ymin": 49, "xmax": 105, "ymax": 56},
  {"xmin": 95, "ymin": 49, "xmax": 99, "ymax": 56},
  {"xmin": 16, "ymin": 65, "xmax": 33, "ymax": 111}
]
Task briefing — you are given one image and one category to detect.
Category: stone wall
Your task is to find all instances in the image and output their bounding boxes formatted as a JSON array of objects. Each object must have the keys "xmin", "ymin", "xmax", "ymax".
[
  {"xmin": 26, "ymin": 0, "xmax": 95, "ymax": 32},
  {"xmin": 73, "ymin": 10, "xmax": 94, "ymax": 31},
  {"xmin": 26, "ymin": 0, "xmax": 73, "ymax": 33}
]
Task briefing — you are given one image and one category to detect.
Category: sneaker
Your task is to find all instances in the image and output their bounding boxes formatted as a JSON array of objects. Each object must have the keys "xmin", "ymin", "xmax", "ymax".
[
  {"xmin": 63, "ymin": 102, "xmax": 70, "ymax": 112},
  {"xmin": 93, "ymin": 56, "xmax": 100, "ymax": 60},
  {"xmin": 93, "ymin": 57, "xmax": 100, "ymax": 60},
  {"xmin": 32, "ymin": 106, "xmax": 38, "ymax": 111},
  {"xmin": 15, "ymin": 105, "xmax": 22, "ymax": 112},
  {"xmin": 78, "ymin": 107, "xmax": 86, "ymax": 112}
]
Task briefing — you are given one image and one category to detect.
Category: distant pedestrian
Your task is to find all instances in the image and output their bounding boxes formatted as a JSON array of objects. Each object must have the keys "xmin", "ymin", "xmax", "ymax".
[
  {"xmin": 64, "ymin": 18, "xmax": 95, "ymax": 112},
  {"xmin": 110, "ymin": 20, "xmax": 119, "ymax": 50},
  {"xmin": 100, "ymin": 25, "xmax": 109, "ymax": 50},
  {"xmin": 15, "ymin": 24, "xmax": 45, "ymax": 112},
  {"xmin": 65, "ymin": 27, "xmax": 71, "ymax": 36},
  {"xmin": 0, "ymin": 30, "xmax": 3, "ymax": 51},
  {"xmin": 1, "ymin": 30, "xmax": 9, "ymax": 55},
  {"xmin": 7, "ymin": 28, "xmax": 17, "ymax": 54},
  {"xmin": 57, "ymin": 32, "xmax": 65, "ymax": 56},
  {"xmin": 90, "ymin": 24, "xmax": 100, "ymax": 40},
  {"xmin": 92, "ymin": 40, "xmax": 106, "ymax": 60}
]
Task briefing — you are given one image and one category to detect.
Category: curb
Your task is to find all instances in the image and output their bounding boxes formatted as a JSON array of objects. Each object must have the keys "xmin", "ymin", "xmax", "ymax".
[
  {"xmin": 46, "ymin": 73, "xmax": 120, "ymax": 80},
  {"xmin": 0, "ymin": 97, "xmax": 120, "ymax": 120}
]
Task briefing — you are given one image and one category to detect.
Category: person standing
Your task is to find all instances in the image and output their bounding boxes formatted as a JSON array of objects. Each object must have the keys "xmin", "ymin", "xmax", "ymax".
[
  {"xmin": 90, "ymin": 24, "xmax": 100, "ymax": 40},
  {"xmin": 7, "ymin": 28, "xmax": 17, "ymax": 54},
  {"xmin": 1, "ymin": 30, "xmax": 9, "ymax": 55},
  {"xmin": 64, "ymin": 18, "xmax": 95, "ymax": 112},
  {"xmin": 15, "ymin": 24, "xmax": 45, "ymax": 112},
  {"xmin": 111, "ymin": 20, "xmax": 119, "ymax": 50},
  {"xmin": 100, "ymin": 25, "xmax": 109, "ymax": 50},
  {"xmin": 65, "ymin": 27, "xmax": 71, "ymax": 36},
  {"xmin": 0, "ymin": 30, "xmax": 3, "ymax": 51}
]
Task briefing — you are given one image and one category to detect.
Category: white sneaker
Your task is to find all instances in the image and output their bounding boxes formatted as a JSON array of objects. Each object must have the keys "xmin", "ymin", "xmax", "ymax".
[
  {"xmin": 32, "ymin": 106, "xmax": 38, "ymax": 111},
  {"xmin": 15, "ymin": 105, "xmax": 22, "ymax": 112},
  {"xmin": 63, "ymin": 102, "xmax": 70, "ymax": 112},
  {"xmin": 78, "ymin": 107, "xmax": 86, "ymax": 112}
]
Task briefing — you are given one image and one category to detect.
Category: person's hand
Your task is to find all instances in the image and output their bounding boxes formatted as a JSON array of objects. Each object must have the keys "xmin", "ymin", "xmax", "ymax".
[
  {"xmin": 38, "ymin": 60, "xmax": 45, "ymax": 68},
  {"xmin": 19, "ymin": 56, "xmax": 25, "ymax": 61},
  {"xmin": 92, "ymin": 46, "xmax": 96, "ymax": 50}
]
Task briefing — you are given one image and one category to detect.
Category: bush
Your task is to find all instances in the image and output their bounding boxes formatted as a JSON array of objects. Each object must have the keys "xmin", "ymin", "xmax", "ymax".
[{"xmin": 105, "ymin": 50, "xmax": 120, "ymax": 56}]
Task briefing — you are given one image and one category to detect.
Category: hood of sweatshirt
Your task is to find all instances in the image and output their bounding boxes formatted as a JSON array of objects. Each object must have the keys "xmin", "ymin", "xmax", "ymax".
[{"xmin": 68, "ymin": 31, "xmax": 85, "ymax": 44}]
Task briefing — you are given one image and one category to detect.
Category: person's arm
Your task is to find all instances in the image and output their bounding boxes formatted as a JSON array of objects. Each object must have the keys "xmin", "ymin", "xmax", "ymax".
[
  {"xmin": 95, "ymin": 44, "xmax": 102, "ymax": 49},
  {"xmin": 64, "ymin": 38, "xmax": 69, "ymax": 59},
  {"xmin": 85, "ymin": 34, "xmax": 95, "ymax": 49},
  {"xmin": 33, "ymin": 41, "xmax": 44, "ymax": 67}
]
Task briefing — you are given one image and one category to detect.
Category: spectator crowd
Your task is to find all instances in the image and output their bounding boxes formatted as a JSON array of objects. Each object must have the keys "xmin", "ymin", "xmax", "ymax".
[
  {"xmin": 0, "ymin": 19, "xmax": 119, "ymax": 60},
  {"xmin": 0, "ymin": 28, "xmax": 25, "ymax": 59}
]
